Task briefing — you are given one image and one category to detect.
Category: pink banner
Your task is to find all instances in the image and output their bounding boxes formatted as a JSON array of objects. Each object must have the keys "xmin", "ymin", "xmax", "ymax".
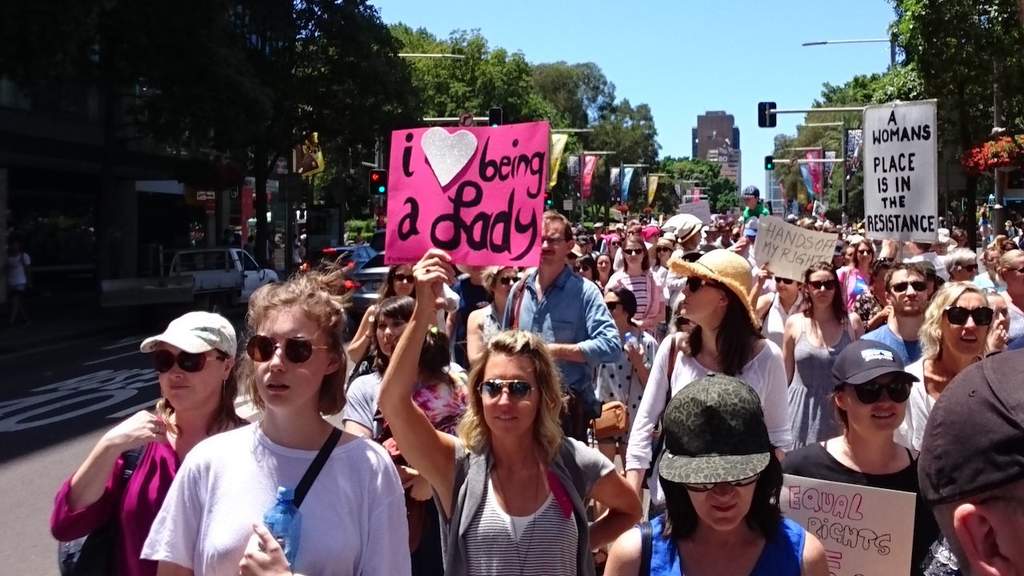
[
  {"xmin": 581, "ymin": 155, "xmax": 597, "ymax": 200},
  {"xmin": 385, "ymin": 121, "xmax": 549, "ymax": 266}
]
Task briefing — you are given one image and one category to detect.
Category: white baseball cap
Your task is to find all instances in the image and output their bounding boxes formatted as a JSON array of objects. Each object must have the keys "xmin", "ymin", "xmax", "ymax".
[{"xmin": 140, "ymin": 311, "xmax": 237, "ymax": 357}]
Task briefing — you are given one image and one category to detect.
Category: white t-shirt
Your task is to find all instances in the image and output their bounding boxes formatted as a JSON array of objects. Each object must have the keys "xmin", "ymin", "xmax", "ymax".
[
  {"xmin": 626, "ymin": 338, "xmax": 793, "ymax": 503},
  {"xmin": 895, "ymin": 359, "xmax": 931, "ymax": 451},
  {"xmin": 141, "ymin": 424, "xmax": 410, "ymax": 576},
  {"xmin": 7, "ymin": 252, "xmax": 29, "ymax": 287}
]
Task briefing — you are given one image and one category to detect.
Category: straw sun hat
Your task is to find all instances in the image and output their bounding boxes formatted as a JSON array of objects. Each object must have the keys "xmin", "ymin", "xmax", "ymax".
[{"xmin": 668, "ymin": 249, "xmax": 759, "ymax": 327}]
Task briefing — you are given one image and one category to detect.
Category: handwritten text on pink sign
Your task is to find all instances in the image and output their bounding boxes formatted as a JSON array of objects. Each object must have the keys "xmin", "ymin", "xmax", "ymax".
[{"xmin": 385, "ymin": 121, "xmax": 549, "ymax": 266}]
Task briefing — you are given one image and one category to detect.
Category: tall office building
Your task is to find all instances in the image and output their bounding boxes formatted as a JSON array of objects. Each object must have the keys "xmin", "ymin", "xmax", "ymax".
[{"xmin": 693, "ymin": 111, "xmax": 741, "ymax": 187}]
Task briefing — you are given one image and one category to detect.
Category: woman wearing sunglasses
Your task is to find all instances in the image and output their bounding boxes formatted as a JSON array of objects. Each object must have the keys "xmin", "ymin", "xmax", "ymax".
[
  {"xmin": 755, "ymin": 271, "xmax": 803, "ymax": 350},
  {"xmin": 466, "ymin": 267, "xmax": 517, "ymax": 366},
  {"xmin": 997, "ymin": 249, "xmax": 1024, "ymax": 345},
  {"xmin": 606, "ymin": 376, "xmax": 828, "ymax": 576},
  {"xmin": 606, "ymin": 236, "xmax": 665, "ymax": 335},
  {"xmin": 347, "ymin": 263, "xmax": 416, "ymax": 369},
  {"xmin": 625, "ymin": 250, "xmax": 793, "ymax": 506},
  {"xmin": 575, "ymin": 255, "xmax": 600, "ymax": 287},
  {"xmin": 837, "ymin": 238, "xmax": 874, "ymax": 312},
  {"xmin": 784, "ymin": 340, "xmax": 939, "ymax": 576},
  {"xmin": 377, "ymin": 249, "xmax": 641, "ymax": 576},
  {"xmin": 142, "ymin": 270, "xmax": 410, "ymax": 575},
  {"xmin": 895, "ymin": 282, "xmax": 992, "ymax": 453},
  {"xmin": 942, "ymin": 248, "xmax": 980, "ymax": 283},
  {"xmin": 784, "ymin": 263, "xmax": 863, "ymax": 450},
  {"xmin": 52, "ymin": 312, "xmax": 243, "ymax": 576}
]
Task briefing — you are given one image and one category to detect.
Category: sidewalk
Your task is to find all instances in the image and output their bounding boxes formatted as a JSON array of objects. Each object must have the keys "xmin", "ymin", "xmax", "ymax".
[{"xmin": 0, "ymin": 291, "xmax": 144, "ymax": 358}]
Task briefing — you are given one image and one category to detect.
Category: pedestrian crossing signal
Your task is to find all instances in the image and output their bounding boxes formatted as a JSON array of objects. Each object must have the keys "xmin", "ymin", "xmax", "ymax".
[{"xmin": 369, "ymin": 169, "xmax": 387, "ymax": 195}]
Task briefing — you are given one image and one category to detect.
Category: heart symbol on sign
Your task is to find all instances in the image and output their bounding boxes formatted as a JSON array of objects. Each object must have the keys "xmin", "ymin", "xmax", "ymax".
[{"xmin": 421, "ymin": 127, "xmax": 478, "ymax": 188}]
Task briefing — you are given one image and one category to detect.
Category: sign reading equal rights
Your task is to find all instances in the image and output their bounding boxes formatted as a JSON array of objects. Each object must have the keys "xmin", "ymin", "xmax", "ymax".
[
  {"xmin": 385, "ymin": 121, "xmax": 549, "ymax": 266},
  {"xmin": 782, "ymin": 474, "xmax": 917, "ymax": 576}
]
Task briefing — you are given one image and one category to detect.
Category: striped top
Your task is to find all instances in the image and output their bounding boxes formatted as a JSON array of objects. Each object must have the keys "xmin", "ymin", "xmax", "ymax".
[{"xmin": 464, "ymin": 478, "xmax": 578, "ymax": 576}]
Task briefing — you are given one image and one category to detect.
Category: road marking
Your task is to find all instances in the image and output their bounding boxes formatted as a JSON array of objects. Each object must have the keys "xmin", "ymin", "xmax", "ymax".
[
  {"xmin": 108, "ymin": 398, "xmax": 159, "ymax": 419},
  {"xmin": 101, "ymin": 336, "xmax": 146, "ymax": 351},
  {"xmin": 84, "ymin": 350, "xmax": 141, "ymax": 366}
]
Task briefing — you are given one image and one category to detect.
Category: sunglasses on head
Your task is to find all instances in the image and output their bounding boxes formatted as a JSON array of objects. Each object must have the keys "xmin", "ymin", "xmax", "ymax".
[
  {"xmin": 808, "ymin": 279, "xmax": 837, "ymax": 291},
  {"xmin": 850, "ymin": 379, "xmax": 911, "ymax": 404},
  {"xmin": 246, "ymin": 335, "xmax": 329, "ymax": 364},
  {"xmin": 623, "ymin": 248, "xmax": 645, "ymax": 256},
  {"xmin": 478, "ymin": 379, "xmax": 533, "ymax": 400},
  {"xmin": 152, "ymin": 349, "xmax": 227, "ymax": 373},
  {"xmin": 684, "ymin": 473, "xmax": 760, "ymax": 492},
  {"xmin": 945, "ymin": 305, "xmax": 994, "ymax": 326},
  {"xmin": 890, "ymin": 280, "xmax": 927, "ymax": 293},
  {"xmin": 393, "ymin": 273, "xmax": 414, "ymax": 284}
]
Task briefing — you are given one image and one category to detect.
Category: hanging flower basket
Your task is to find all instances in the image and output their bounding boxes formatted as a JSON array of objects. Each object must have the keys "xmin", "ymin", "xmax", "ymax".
[{"xmin": 962, "ymin": 135, "xmax": 1024, "ymax": 174}]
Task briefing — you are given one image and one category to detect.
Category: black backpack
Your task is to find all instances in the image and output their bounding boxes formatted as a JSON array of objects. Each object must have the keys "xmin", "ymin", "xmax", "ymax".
[{"xmin": 57, "ymin": 448, "xmax": 144, "ymax": 576}]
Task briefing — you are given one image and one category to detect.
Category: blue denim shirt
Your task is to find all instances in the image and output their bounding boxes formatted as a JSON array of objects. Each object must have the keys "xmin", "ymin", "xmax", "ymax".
[{"xmin": 502, "ymin": 265, "xmax": 621, "ymax": 417}]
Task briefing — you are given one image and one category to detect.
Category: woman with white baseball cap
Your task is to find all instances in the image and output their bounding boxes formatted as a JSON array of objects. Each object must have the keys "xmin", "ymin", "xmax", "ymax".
[{"xmin": 52, "ymin": 311, "xmax": 243, "ymax": 576}]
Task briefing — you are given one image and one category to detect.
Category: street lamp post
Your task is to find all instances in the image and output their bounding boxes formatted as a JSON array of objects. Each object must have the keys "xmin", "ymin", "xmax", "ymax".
[{"xmin": 801, "ymin": 38, "xmax": 896, "ymax": 68}]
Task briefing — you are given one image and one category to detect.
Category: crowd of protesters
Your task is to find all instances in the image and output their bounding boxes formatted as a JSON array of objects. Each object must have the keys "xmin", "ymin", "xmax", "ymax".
[{"xmin": 50, "ymin": 186, "xmax": 1024, "ymax": 575}]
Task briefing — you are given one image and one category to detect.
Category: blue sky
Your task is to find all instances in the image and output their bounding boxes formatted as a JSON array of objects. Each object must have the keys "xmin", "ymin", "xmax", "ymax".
[{"xmin": 374, "ymin": 0, "xmax": 895, "ymax": 189}]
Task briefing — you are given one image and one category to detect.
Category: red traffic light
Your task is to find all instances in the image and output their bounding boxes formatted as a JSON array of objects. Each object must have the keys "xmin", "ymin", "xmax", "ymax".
[{"xmin": 370, "ymin": 172, "xmax": 382, "ymax": 182}]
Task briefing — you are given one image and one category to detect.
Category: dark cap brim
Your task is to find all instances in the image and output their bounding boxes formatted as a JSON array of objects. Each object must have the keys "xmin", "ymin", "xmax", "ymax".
[
  {"xmin": 843, "ymin": 366, "xmax": 919, "ymax": 386},
  {"xmin": 659, "ymin": 451, "xmax": 770, "ymax": 485}
]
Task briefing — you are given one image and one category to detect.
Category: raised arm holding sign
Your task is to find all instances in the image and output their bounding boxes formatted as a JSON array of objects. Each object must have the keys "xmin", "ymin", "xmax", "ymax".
[{"xmin": 385, "ymin": 122, "xmax": 549, "ymax": 267}]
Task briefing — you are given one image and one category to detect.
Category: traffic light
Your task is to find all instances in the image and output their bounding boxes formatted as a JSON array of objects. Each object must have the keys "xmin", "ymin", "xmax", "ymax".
[
  {"xmin": 764, "ymin": 155, "xmax": 775, "ymax": 171},
  {"xmin": 488, "ymin": 106, "xmax": 503, "ymax": 127},
  {"xmin": 757, "ymin": 101, "xmax": 777, "ymax": 128},
  {"xmin": 369, "ymin": 169, "xmax": 388, "ymax": 195},
  {"xmin": 544, "ymin": 193, "xmax": 553, "ymax": 209}
]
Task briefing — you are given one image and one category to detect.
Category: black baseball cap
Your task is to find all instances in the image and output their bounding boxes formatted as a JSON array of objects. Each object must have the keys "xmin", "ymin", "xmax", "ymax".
[
  {"xmin": 742, "ymin": 185, "xmax": 760, "ymax": 198},
  {"xmin": 919, "ymin": 349, "xmax": 1024, "ymax": 505},
  {"xmin": 659, "ymin": 375, "xmax": 771, "ymax": 484},
  {"xmin": 831, "ymin": 340, "xmax": 919, "ymax": 387}
]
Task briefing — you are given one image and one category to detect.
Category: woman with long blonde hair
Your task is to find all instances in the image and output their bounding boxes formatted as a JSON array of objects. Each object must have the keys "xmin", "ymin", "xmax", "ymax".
[{"xmin": 378, "ymin": 249, "xmax": 641, "ymax": 576}]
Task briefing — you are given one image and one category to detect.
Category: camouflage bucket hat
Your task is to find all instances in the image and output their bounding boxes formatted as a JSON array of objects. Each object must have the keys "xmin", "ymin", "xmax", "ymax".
[{"xmin": 659, "ymin": 375, "xmax": 771, "ymax": 485}]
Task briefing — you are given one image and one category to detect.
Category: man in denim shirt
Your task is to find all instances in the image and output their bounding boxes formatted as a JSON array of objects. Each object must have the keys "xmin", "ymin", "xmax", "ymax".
[{"xmin": 503, "ymin": 211, "xmax": 620, "ymax": 440}]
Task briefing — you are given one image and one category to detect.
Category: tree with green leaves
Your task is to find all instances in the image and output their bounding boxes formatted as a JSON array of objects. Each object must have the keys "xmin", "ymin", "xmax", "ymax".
[{"xmin": 657, "ymin": 156, "xmax": 738, "ymax": 214}]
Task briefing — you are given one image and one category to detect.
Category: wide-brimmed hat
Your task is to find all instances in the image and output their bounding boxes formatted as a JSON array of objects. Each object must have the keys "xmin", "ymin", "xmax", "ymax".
[
  {"xmin": 668, "ymin": 249, "xmax": 758, "ymax": 327},
  {"xmin": 140, "ymin": 311, "xmax": 237, "ymax": 357},
  {"xmin": 659, "ymin": 375, "xmax": 772, "ymax": 484}
]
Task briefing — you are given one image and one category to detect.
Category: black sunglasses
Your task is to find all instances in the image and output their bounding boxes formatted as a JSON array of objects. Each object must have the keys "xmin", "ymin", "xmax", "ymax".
[
  {"xmin": 673, "ymin": 314, "xmax": 690, "ymax": 329},
  {"xmin": 498, "ymin": 276, "xmax": 519, "ymax": 286},
  {"xmin": 393, "ymin": 273, "xmax": 414, "ymax": 284},
  {"xmin": 478, "ymin": 379, "xmax": 533, "ymax": 400},
  {"xmin": 686, "ymin": 277, "xmax": 716, "ymax": 293},
  {"xmin": 945, "ymin": 305, "xmax": 994, "ymax": 326},
  {"xmin": 657, "ymin": 246, "xmax": 673, "ymax": 253},
  {"xmin": 890, "ymin": 280, "xmax": 927, "ymax": 293},
  {"xmin": 776, "ymin": 277, "xmax": 796, "ymax": 285},
  {"xmin": 808, "ymin": 279, "xmax": 837, "ymax": 291},
  {"xmin": 623, "ymin": 248, "xmax": 645, "ymax": 256},
  {"xmin": 152, "ymin": 350, "xmax": 226, "ymax": 373},
  {"xmin": 851, "ymin": 379, "xmax": 911, "ymax": 404},
  {"xmin": 684, "ymin": 473, "xmax": 760, "ymax": 492},
  {"xmin": 246, "ymin": 335, "xmax": 329, "ymax": 364}
]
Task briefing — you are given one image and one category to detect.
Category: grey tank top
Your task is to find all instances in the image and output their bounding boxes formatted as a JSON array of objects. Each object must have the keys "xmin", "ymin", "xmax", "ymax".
[{"xmin": 787, "ymin": 319, "xmax": 854, "ymax": 449}]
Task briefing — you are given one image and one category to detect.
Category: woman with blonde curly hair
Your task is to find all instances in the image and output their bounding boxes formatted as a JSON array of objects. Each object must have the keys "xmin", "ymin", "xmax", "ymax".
[
  {"xmin": 143, "ymin": 267, "xmax": 409, "ymax": 576},
  {"xmin": 895, "ymin": 282, "xmax": 993, "ymax": 451},
  {"xmin": 378, "ymin": 249, "xmax": 641, "ymax": 576}
]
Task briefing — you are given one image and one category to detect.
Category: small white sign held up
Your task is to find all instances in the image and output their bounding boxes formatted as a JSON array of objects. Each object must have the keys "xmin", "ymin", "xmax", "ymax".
[
  {"xmin": 754, "ymin": 216, "xmax": 838, "ymax": 281},
  {"xmin": 782, "ymin": 474, "xmax": 917, "ymax": 576},
  {"xmin": 862, "ymin": 100, "xmax": 939, "ymax": 242}
]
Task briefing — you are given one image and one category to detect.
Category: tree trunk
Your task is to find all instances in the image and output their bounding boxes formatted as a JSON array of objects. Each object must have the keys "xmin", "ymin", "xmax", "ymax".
[{"xmin": 253, "ymin": 143, "xmax": 271, "ymax": 268}]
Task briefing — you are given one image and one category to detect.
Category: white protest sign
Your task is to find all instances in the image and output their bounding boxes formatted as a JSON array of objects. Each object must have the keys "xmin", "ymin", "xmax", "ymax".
[
  {"xmin": 754, "ymin": 216, "xmax": 838, "ymax": 281},
  {"xmin": 863, "ymin": 100, "xmax": 938, "ymax": 242},
  {"xmin": 676, "ymin": 200, "xmax": 712, "ymax": 223},
  {"xmin": 782, "ymin": 474, "xmax": 916, "ymax": 576}
]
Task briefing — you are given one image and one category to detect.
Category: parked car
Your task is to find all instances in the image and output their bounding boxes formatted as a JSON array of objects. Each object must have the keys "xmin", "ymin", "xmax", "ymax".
[{"xmin": 348, "ymin": 252, "xmax": 388, "ymax": 322}]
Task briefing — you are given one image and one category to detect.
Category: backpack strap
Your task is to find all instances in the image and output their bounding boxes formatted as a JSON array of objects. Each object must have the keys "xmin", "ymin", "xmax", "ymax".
[
  {"xmin": 638, "ymin": 521, "xmax": 654, "ymax": 576},
  {"xmin": 294, "ymin": 427, "xmax": 342, "ymax": 508},
  {"xmin": 510, "ymin": 278, "xmax": 528, "ymax": 330}
]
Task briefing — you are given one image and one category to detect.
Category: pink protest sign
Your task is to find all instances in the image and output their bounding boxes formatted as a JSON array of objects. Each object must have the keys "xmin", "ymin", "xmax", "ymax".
[{"xmin": 385, "ymin": 121, "xmax": 550, "ymax": 266}]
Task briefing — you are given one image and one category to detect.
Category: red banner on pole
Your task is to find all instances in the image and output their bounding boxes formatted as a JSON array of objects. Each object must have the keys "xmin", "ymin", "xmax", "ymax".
[{"xmin": 581, "ymin": 155, "xmax": 597, "ymax": 200}]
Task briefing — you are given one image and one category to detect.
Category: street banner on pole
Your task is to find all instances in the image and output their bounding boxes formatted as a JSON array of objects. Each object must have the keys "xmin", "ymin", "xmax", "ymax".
[
  {"xmin": 863, "ymin": 100, "xmax": 939, "ymax": 242},
  {"xmin": 755, "ymin": 216, "xmax": 838, "ymax": 280},
  {"xmin": 673, "ymin": 199, "xmax": 712, "ymax": 224},
  {"xmin": 581, "ymin": 155, "xmax": 597, "ymax": 200},
  {"xmin": 548, "ymin": 133, "xmax": 569, "ymax": 190},
  {"xmin": 646, "ymin": 175, "xmax": 659, "ymax": 206},
  {"xmin": 800, "ymin": 148, "xmax": 823, "ymax": 203},
  {"xmin": 610, "ymin": 167, "xmax": 621, "ymax": 196},
  {"xmin": 782, "ymin": 474, "xmax": 916, "ymax": 576},
  {"xmin": 621, "ymin": 167, "xmax": 635, "ymax": 202},
  {"xmin": 384, "ymin": 121, "xmax": 549, "ymax": 266}
]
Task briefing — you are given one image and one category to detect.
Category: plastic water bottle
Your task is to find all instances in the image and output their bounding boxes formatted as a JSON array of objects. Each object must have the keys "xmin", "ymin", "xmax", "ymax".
[
  {"xmin": 263, "ymin": 486, "xmax": 301, "ymax": 566},
  {"xmin": 623, "ymin": 331, "xmax": 638, "ymax": 351}
]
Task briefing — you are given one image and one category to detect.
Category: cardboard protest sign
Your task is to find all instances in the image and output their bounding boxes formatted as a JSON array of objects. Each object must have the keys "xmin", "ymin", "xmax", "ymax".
[
  {"xmin": 675, "ymin": 200, "xmax": 712, "ymax": 223},
  {"xmin": 863, "ymin": 100, "xmax": 938, "ymax": 242},
  {"xmin": 782, "ymin": 474, "xmax": 916, "ymax": 576},
  {"xmin": 385, "ymin": 122, "xmax": 549, "ymax": 266},
  {"xmin": 755, "ymin": 216, "xmax": 838, "ymax": 281}
]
